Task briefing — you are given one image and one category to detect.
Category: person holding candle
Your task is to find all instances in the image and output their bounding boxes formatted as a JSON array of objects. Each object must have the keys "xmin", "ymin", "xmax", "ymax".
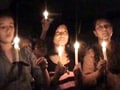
[
  {"xmin": 45, "ymin": 23, "xmax": 83, "ymax": 90},
  {"xmin": 0, "ymin": 10, "xmax": 50, "ymax": 90},
  {"xmin": 40, "ymin": 18, "xmax": 53, "ymax": 40},
  {"xmin": 82, "ymin": 17, "xmax": 120, "ymax": 90}
]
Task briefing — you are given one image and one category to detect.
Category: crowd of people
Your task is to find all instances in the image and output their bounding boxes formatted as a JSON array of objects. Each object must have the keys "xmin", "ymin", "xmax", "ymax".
[{"xmin": 0, "ymin": 9, "xmax": 120, "ymax": 90}]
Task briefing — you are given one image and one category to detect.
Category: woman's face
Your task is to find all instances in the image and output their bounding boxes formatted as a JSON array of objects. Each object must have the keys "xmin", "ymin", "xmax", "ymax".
[
  {"xmin": 93, "ymin": 19, "xmax": 113, "ymax": 41},
  {"xmin": 0, "ymin": 16, "xmax": 15, "ymax": 43},
  {"xmin": 53, "ymin": 25, "xmax": 69, "ymax": 46}
]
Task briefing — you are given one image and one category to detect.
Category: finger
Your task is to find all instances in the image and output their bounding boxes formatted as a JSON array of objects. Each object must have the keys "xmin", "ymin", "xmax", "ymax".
[
  {"xmin": 36, "ymin": 59, "xmax": 43, "ymax": 65},
  {"xmin": 101, "ymin": 61, "xmax": 106, "ymax": 65},
  {"xmin": 40, "ymin": 58, "xmax": 48, "ymax": 65},
  {"xmin": 34, "ymin": 58, "xmax": 41, "ymax": 64},
  {"xmin": 36, "ymin": 57, "xmax": 45, "ymax": 64}
]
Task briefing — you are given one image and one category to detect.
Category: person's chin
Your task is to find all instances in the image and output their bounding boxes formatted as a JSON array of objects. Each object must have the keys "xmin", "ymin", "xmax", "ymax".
[
  {"xmin": 59, "ymin": 41, "xmax": 67, "ymax": 45},
  {"xmin": 102, "ymin": 37, "xmax": 110, "ymax": 40},
  {"xmin": 59, "ymin": 43, "xmax": 66, "ymax": 46}
]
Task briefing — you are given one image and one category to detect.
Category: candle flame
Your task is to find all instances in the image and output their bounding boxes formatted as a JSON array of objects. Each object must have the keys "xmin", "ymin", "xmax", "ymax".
[
  {"xmin": 43, "ymin": 10, "xmax": 49, "ymax": 20},
  {"xmin": 13, "ymin": 35, "xmax": 20, "ymax": 49},
  {"xmin": 74, "ymin": 41, "xmax": 80, "ymax": 65},
  {"xmin": 101, "ymin": 41, "xmax": 107, "ymax": 52},
  {"xmin": 74, "ymin": 41, "xmax": 80, "ymax": 49},
  {"xmin": 57, "ymin": 46, "xmax": 63, "ymax": 57},
  {"xmin": 101, "ymin": 41, "xmax": 108, "ymax": 60}
]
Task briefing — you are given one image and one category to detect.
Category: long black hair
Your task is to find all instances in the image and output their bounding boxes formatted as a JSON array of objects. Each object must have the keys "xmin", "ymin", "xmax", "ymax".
[{"xmin": 46, "ymin": 19, "xmax": 72, "ymax": 56}]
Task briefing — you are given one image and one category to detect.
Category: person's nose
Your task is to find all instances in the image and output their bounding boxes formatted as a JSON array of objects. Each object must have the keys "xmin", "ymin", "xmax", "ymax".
[
  {"xmin": 102, "ymin": 26, "xmax": 107, "ymax": 31},
  {"xmin": 59, "ymin": 32, "xmax": 63, "ymax": 35},
  {"xmin": 6, "ymin": 26, "xmax": 12, "ymax": 32}
]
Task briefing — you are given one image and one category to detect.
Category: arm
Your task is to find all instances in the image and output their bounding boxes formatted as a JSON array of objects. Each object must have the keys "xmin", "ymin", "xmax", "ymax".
[
  {"xmin": 50, "ymin": 62, "xmax": 66, "ymax": 85},
  {"xmin": 24, "ymin": 47, "xmax": 50, "ymax": 88},
  {"xmin": 40, "ymin": 18, "xmax": 53, "ymax": 40},
  {"xmin": 73, "ymin": 63, "xmax": 83, "ymax": 89},
  {"xmin": 82, "ymin": 49, "xmax": 101, "ymax": 86},
  {"xmin": 34, "ymin": 57, "xmax": 50, "ymax": 87},
  {"xmin": 107, "ymin": 71, "xmax": 120, "ymax": 90}
]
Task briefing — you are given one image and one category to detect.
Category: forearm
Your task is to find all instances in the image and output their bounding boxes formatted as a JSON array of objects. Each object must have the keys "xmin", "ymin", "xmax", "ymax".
[
  {"xmin": 40, "ymin": 30, "xmax": 47, "ymax": 40},
  {"xmin": 50, "ymin": 73, "xmax": 61, "ymax": 85},
  {"xmin": 41, "ymin": 69, "xmax": 50, "ymax": 86},
  {"xmin": 109, "ymin": 72, "xmax": 120, "ymax": 89}
]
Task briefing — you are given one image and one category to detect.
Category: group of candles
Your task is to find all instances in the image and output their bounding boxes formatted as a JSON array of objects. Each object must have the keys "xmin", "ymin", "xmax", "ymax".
[
  {"xmin": 13, "ymin": 9, "xmax": 108, "ymax": 64},
  {"xmin": 57, "ymin": 41, "xmax": 80, "ymax": 65},
  {"xmin": 57, "ymin": 40, "xmax": 107, "ymax": 66},
  {"xmin": 13, "ymin": 9, "xmax": 49, "ymax": 62}
]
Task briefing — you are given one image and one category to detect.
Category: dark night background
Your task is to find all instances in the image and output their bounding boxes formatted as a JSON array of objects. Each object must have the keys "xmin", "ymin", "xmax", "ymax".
[{"xmin": 0, "ymin": 0, "xmax": 120, "ymax": 43}]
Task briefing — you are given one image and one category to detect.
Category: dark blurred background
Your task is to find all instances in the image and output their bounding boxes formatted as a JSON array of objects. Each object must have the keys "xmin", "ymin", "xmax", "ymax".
[{"xmin": 0, "ymin": 0, "xmax": 120, "ymax": 42}]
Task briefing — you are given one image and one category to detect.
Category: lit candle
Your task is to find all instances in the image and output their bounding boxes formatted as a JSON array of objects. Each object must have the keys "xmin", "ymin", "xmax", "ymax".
[
  {"xmin": 43, "ymin": 10, "xmax": 49, "ymax": 20},
  {"xmin": 101, "ymin": 41, "xmax": 107, "ymax": 61},
  {"xmin": 74, "ymin": 41, "xmax": 80, "ymax": 65},
  {"xmin": 57, "ymin": 46, "xmax": 63, "ymax": 63},
  {"xmin": 13, "ymin": 35, "xmax": 20, "ymax": 62}
]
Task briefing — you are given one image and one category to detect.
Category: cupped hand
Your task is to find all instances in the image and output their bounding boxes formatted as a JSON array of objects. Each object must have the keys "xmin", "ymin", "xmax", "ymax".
[
  {"xmin": 35, "ymin": 57, "xmax": 48, "ymax": 70},
  {"xmin": 97, "ymin": 58, "xmax": 106, "ymax": 72}
]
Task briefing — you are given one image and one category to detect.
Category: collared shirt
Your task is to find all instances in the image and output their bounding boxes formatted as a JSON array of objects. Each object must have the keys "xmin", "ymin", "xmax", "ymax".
[{"xmin": 0, "ymin": 47, "xmax": 43, "ymax": 90}]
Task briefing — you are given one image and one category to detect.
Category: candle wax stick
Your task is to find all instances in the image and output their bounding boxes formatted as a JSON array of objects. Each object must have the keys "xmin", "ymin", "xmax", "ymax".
[
  {"xmin": 57, "ymin": 46, "xmax": 63, "ymax": 64},
  {"xmin": 101, "ymin": 41, "xmax": 107, "ymax": 61},
  {"xmin": 74, "ymin": 41, "xmax": 80, "ymax": 65},
  {"xmin": 13, "ymin": 35, "xmax": 20, "ymax": 62},
  {"xmin": 75, "ymin": 49, "xmax": 78, "ymax": 65}
]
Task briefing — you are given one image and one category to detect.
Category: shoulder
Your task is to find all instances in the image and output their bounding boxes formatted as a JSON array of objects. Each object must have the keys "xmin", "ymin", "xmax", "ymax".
[
  {"xmin": 20, "ymin": 47, "xmax": 36, "ymax": 62},
  {"xmin": 20, "ymin": 46, "xmax": 32, "ymax": 54}
]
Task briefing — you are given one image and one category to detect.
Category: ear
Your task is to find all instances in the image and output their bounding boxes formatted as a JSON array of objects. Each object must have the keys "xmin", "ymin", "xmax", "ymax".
[
  {"xmin": 93, "ymin": 30, "xmax": 97, "ymax": 37},
  {"xmin": 111, "ymin": 30, "xmax": 113, "ymax": 37}
]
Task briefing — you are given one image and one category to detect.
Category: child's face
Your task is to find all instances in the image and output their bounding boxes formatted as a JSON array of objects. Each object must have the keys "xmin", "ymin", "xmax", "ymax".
[
  {"xmin": 0, "ymin": 16, "xmax": 15, "ymax": 43},
  {"xmin": 34, "ymin": 45, "xmax": 47, "ymax": 57},
  {"xmin": 94, "ymin": 19, "xmax": 113, "ymax": 41},
  {"xmin": 20, "ymin": 38, "xmax": 31, "ymax": 48}
]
